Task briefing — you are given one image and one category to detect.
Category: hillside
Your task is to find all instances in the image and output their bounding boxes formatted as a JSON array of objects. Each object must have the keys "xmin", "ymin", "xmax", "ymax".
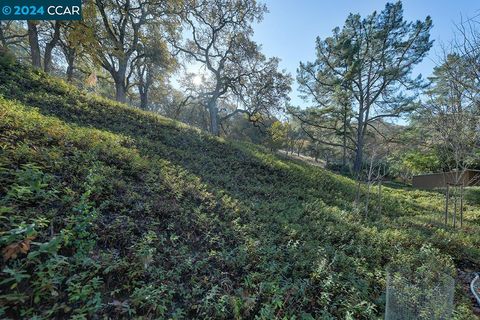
[{"xmin": 1, "ymin": 55, "xmax": 479, "ymax": 319}]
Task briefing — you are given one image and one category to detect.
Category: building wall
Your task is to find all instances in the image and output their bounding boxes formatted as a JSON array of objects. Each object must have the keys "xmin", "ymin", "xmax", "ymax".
[{"xmin": 412, "ymin": 170, "xmax": 480, "ymax": 189}]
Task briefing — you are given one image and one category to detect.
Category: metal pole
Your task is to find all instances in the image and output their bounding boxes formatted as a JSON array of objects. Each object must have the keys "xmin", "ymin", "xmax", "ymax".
[
  {"xmin": 460, "ymin": 184, "xmax": 464, "ymax": 228},
  {"xmin": 453, "ymin": 185, "xmax": 457, "ymax": 229},
  {"xmin": 445, "ymin": 184, "xmax": 449, "ymax": 226}
]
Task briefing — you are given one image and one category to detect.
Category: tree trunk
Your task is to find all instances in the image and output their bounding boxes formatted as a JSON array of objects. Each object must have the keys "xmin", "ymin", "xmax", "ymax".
[
  {"xmin": 365, "ymin": 182, "xmax": 371, "ymax": 218},
  {"xmin": 353, "ymin": 141, "xmax": 363, "ymax": 176},
  {"xmin": 27, "ymin": 21, "xmax": 41, "ymax": 69},
  {"xmin": 208, "ymin": 99, "xmax": 219, "ymax": 136},
  {"xmin": 353, "ymin": 127, "xmax": 365, "ymax": 177},
  {"xmin": 111, "ymin": 60, "xmax": 128, "ymax": 103},
  {"xmin": 115, "ymin": 80, "xmax": 127, "ymax": 103},
  {"xmin": 365, "ymin": 155, "xmax": 375, "ymax": 217},
  {"xmin": 137, "ymin": 64, "xmax": 149, "ymax": 110},
  {"xmin": 353, "ymin": 106, "xmax": 366, "ymax": 177},
  {"xmin": 66, "ymin": 51, "xmax": 75, "ymax": 82},
  {"xmin": 342, "ymin": 106, "xmax": 348, "ymax": 168},
  {"xmin": 140, "ymin": 89, "xmax": 148, "ymax": 110},
  {"xmin": 44, "ymin": 21, "xmax": 61, "ymax": 73}
]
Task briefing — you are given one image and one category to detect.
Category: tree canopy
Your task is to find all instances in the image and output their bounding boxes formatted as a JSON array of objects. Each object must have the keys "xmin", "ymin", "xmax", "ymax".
[{"xmin": 296, "ymin": 1, "xmax": 432, "ymax": 175}]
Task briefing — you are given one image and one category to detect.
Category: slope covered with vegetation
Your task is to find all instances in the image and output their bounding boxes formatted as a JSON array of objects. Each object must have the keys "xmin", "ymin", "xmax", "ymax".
[{"xmin": 1, "ymin": 55, "xmax": 479, "ymax": 319}]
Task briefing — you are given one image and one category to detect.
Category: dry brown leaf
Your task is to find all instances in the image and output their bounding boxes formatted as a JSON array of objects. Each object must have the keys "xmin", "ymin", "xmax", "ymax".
[{"xmin": 2, "ymin": 236, "xmax": 35, "ymax": 261}]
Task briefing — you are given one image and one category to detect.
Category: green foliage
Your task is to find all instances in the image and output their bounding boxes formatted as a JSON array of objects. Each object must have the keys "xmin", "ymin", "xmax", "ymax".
[
  {"xmin": 297, "ymin": 1, "xmax": 433, "ymax": 175},
  {"xmin": 401, "ymin": 151, "xmax": 441, "ymax": 174},
  {"xmin": 465, "ymin": 187, "xmax": 480, "ymax": 206},
  {"xmin": 389, "ymin": 244, "xmax": 455, "ymax": 279},
  {"xmin": 0, "ymin": 47, "xmax": 16, "ymax": 68},
  {"xmin": 388, "ymin": 150, "xmax": 441, "ymax": 182},
  {"xmin": 265, "ymin": 120, "xmax": 288, "ymax": 151},
  {"xmin": 0, "ymin": 58, "xmax": 479, "ymax": 319}
]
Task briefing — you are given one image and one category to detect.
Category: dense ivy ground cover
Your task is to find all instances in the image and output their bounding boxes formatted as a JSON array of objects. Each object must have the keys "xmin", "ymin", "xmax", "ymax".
[{"xmin": 1, "ymin": 55, "xmax": 479, "ymax": 319}]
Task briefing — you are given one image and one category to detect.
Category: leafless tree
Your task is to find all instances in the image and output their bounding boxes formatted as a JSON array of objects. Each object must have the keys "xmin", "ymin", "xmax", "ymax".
[{"xmin": 422, "ymin": 51, "xmax": 479, "ymax": 227}]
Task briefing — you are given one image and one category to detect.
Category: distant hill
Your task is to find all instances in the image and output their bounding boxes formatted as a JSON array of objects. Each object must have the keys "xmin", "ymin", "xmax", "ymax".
[{"xmin": 1, "ymin": 53, "xmax": 479, "ymax": 319}]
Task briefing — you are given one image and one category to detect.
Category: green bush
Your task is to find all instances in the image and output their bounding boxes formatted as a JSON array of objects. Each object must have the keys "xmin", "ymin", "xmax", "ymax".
[
  {"xmin": 0, "ymin": 47, "xmax": 16, "ymax": 68},
  {"xmin": 465, "ymin": 187, "xmax": 480, "ymax": 206}
]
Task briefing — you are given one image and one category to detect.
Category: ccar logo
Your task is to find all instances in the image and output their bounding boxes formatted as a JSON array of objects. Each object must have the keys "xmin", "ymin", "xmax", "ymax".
[{"xmin": 47, "ymin": 5, "xmax": 80, "ymax": 16}]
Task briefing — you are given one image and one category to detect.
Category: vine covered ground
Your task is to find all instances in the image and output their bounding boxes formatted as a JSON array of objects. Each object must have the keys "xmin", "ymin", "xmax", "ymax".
[{"xmin": 1, "ymin": 54, "xmax": 479, "ymax": 319}]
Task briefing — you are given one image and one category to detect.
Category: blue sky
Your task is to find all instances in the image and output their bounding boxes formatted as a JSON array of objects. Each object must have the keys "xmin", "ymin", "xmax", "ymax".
[{"xmin": 252, "ymin": 0, "xmax": 480, "ymax": 107}]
